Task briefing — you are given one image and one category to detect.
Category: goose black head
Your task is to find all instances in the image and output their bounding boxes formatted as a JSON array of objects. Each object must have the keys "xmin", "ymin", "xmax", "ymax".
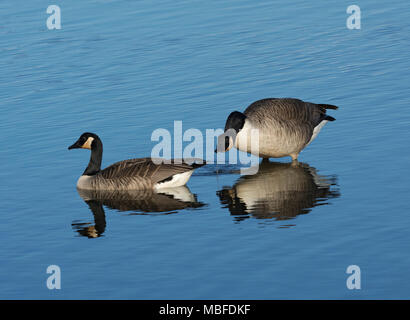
[
  {"xmin": 68, "ymin": 132, "xmax": 100, "ymax": 150},
  {"xmin": 215, "ymin": 111, "xmax": 246, "ymax": 153}
]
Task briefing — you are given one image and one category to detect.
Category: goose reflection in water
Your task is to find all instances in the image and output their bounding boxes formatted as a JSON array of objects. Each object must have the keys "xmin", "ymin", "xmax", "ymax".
[
  {"xmin": 72, "ymin": 186, "xmax": 205, "ymax": 238},
  {"xmin": 217, "ymin": 161, "xmax": 340, "ymax": 225}
]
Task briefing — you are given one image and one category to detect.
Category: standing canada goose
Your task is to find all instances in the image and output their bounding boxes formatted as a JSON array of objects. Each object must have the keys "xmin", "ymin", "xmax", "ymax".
[
  {"xmin": 68, "ymin": 132, "xmax": 204, "ymax": 190},
  {"xmin": 216, "ymin": 98, "xmax": 338, "ymax": 161}
]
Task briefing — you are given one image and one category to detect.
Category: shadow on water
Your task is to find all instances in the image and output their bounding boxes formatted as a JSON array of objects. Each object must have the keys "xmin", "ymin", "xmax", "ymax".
[
  {"xmin": 72, "ymin": 186, "xmax": 205, "ymax": 238},
  {"xmin": 193, "ymin": 163, "xmax": 241, "ymax": 176},
  {"xmin": 217, "ymin": 161, "xmax": 340, "ymax": 227}
]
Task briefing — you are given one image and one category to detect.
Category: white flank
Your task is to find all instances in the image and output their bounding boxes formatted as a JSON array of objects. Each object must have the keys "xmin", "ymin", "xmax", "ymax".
[{"xmin": 154, "ymin": 171, "xmax": 194, "ymax": 190}]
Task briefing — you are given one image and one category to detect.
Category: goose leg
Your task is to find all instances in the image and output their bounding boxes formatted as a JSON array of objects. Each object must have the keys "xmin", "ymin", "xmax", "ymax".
[
  {"xmin": 290, "ymin": 152, "xmax": 301, "ymax": 167},
  {"xmin": 290, "ymin": 153, "xmax": 299, "ymax": 162}
]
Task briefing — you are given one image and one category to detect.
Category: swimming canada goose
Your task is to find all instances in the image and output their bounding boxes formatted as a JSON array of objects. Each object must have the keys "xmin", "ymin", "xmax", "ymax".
[
  {"xmin": 68, "ymin": 132, "xmax": 204, "ymax": 190},
  {"xmin": 217, "ymin": 161, "xmax": 340, "ymax": 222},
  {"xmin": 216, "ymin": 98, "xmax": 338, "ymax": 161}
]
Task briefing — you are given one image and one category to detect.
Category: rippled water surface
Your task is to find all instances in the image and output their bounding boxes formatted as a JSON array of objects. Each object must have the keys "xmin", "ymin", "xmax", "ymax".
[{"xmin": 1, "ymin": 0, "xmax": 410, "ymax": 299}]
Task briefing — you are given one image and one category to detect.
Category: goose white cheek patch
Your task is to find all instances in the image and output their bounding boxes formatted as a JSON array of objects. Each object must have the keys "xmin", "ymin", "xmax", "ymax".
[{"xmin": 82, "ymin": 137, "xmax": 94, "ymax": 149}]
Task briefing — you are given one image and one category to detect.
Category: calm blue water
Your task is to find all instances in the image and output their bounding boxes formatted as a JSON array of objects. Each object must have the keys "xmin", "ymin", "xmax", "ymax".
[{"xmin": 1, "ymin": 0, "xmax": 410, "ymax": 299}]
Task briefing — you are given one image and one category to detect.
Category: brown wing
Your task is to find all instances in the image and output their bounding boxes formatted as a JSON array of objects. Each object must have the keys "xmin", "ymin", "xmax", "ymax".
[{"xmin": 100, "ymin": 157, "xmax": 204, "ymax": 184}]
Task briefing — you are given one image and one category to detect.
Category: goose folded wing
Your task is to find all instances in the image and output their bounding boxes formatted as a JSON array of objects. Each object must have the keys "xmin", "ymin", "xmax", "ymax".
[{"xmin": 99, "ymin": 158, "xmax": 200, "ymax": 184}]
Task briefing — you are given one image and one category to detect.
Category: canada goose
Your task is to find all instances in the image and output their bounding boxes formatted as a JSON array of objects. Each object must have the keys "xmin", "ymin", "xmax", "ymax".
[
  {"xmin": 73, "ymin": 186, "xmax": 205, "ymax": 238},
  {"xmin": 217, "ymin": 161, "xmax": 340, "ymax": 222},
  {"xmin": 77, "ymin": 186, "xmax": 205, "ymax": 213},
  {"xmin": 216, "ymin": 98, "xmax": 338, "ymax": 161},
  {"xmin": 68, "ymin": 132, "xmax": 204, "ymax": 190}
]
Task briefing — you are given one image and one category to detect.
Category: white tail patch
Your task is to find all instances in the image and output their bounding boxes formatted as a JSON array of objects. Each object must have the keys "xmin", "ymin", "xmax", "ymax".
[
  {"xmin": 154, "ymin": 171, "xmax": 194, "ymax": 189},
  {"xmin": 307, "ymin": 120, "xmax": 328, "ymax": 145}
]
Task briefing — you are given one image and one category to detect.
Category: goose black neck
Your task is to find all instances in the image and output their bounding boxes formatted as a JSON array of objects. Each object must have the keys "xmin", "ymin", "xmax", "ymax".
[{"xmin": 83, "ymin": 138, "xmax": 103, "ymax": 176}]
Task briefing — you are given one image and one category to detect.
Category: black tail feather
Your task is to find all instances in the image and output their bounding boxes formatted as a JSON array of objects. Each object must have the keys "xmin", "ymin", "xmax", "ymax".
[
  {"xmin": 191, "ymin": 162, "xmax": 206, "ymax": 169},
  {"xmin": 319, "ymin": 104, "xmax": 338, "ymax": 110},
  {"xmin": 324, "ymin": 115, "xmax": 336, "ymax": 121}
]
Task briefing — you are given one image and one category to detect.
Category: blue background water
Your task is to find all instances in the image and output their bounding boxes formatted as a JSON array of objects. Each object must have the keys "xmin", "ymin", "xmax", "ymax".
[{"xmin": 1, "ymin": 0, "xmax": 409, "ymax": 299}]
